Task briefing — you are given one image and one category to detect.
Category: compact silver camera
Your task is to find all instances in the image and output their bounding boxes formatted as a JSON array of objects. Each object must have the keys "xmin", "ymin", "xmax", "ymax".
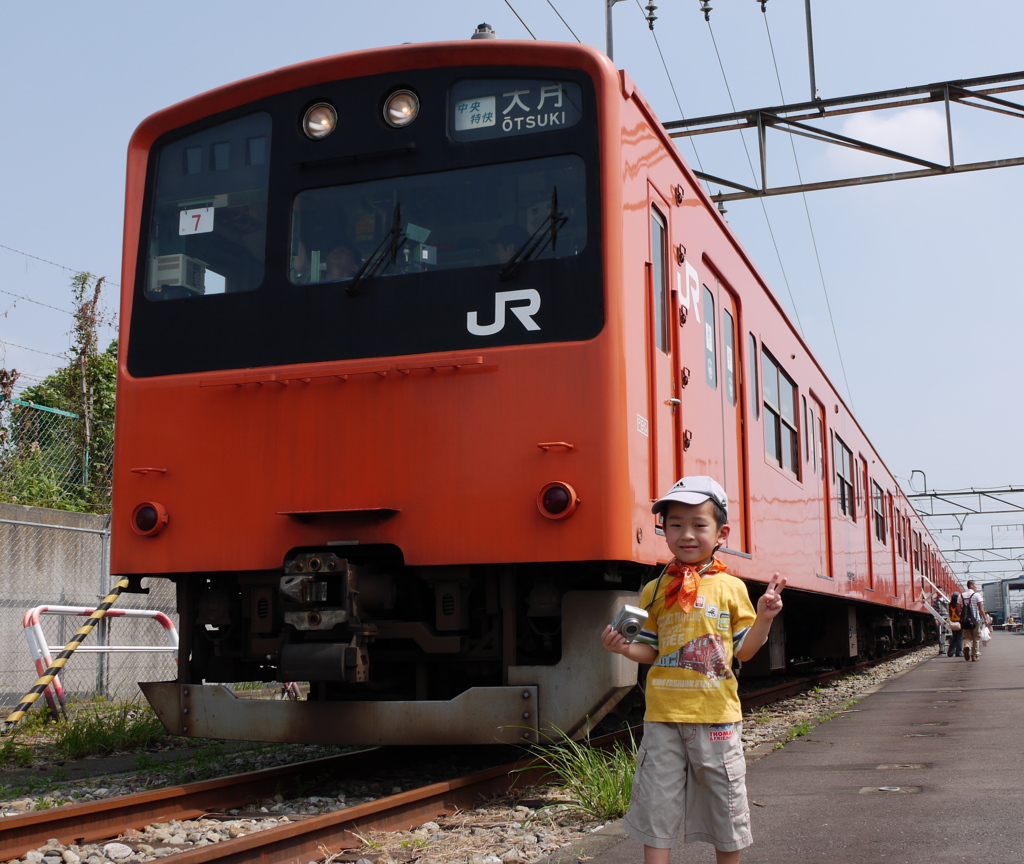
[{"xmin": 610, "ymin": 604, "xmax": 648, "ymax": 642}]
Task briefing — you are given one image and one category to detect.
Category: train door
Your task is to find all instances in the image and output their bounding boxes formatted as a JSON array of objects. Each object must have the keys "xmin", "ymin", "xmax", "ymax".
[
  {"xmin": 810, "ymin": 394, "xmax": 833, "ymax": 578},
  {"xmin": 715, "ymin": 283, "xmax": 748, "ymax": 553},
  {"xmin": 888, "ymin": 492, "xmax": 898, "ymax": 597},
  {"xmin": 861, "ymin": 455, "xmax": 873, "ymax": 590},
  {"xmin": 670, "ymin": 258, "xmax": 747, "ymax": 552},
  {"xmin": 646, "ymin": 199, "xmax": 681, "ymax": 500}
]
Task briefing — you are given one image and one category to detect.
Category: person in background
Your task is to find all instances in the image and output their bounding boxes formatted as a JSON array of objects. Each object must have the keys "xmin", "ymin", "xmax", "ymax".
[
  {"xmin": 324, "ymin": 244, "xmax": 360, "ymax": 280},
  {"xmin": 291, "ymin": 240, "xmax": 360, "ymax": 283},
  {"xmin": 493, "ymin": 224, "xmax": 530, "ymax": 264},
  {"xmin": 958, "ymin": 580, "xmax": 991, "ymax": 662},
  {"xmin": 932, "ymin": 593, "xmax": 948, "ymax": 656},
  {"xmin": 947, "ymin": 592, "xmax": 963, "ymax": 657}
]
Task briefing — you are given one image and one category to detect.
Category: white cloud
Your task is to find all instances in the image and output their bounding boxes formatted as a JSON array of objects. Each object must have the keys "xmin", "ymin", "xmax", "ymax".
[{"xmin": 823, "ymin": 106, "xmax": 953, "ymax": 175}]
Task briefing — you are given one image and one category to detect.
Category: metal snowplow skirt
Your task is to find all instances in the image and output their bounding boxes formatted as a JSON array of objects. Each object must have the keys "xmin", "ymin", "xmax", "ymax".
[{"xmin": 140, "ymin": 681, "xmax": 542, "ymax": 746}]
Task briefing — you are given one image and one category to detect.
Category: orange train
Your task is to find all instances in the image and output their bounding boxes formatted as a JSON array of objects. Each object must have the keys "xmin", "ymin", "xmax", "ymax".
[{"xmin": 112, "ymin": 37, "xmax": 956, "ymax": 745}]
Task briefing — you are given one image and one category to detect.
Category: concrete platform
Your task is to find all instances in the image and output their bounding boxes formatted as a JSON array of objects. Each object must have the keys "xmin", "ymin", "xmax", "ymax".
[{"xmin": 540, "ymin": 631, "xmax": 1024, "ymax": 863}]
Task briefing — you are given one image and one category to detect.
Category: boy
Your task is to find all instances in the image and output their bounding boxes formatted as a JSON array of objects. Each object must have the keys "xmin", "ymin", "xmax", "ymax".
[{"xmin": 602, "ymin": 475, "xmax": 785, "ymax": 864}]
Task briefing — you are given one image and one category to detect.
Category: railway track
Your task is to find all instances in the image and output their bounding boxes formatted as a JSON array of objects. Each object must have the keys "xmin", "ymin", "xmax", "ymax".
[
  {"xmin": 739, "ymin": 647, "xmax": 922, "ymax": 711},
  {"xmin": 0, "ymin": 648, "xmax": 929, "ymax": 864},
  {"xmin": 0, "ymin": 745, "xmax": 548, "ymax": 864}
]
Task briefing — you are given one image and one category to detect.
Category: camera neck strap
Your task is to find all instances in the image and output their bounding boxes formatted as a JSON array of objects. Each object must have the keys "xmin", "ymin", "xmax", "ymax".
[{"xmin": 647, "ymin": 554, "xmax": 726, "ymax": 614}]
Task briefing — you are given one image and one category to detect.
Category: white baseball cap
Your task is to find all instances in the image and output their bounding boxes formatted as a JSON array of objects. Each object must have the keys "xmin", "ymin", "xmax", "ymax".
[{"xmin": 652, "ymin": 475, "xmax": 728, "ymax": 519}]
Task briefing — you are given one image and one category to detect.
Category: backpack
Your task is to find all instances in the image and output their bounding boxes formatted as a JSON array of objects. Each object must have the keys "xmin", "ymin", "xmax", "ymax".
[{"xmin": 960, "ymin": 593, "xmax": 978, "ymax": 629}]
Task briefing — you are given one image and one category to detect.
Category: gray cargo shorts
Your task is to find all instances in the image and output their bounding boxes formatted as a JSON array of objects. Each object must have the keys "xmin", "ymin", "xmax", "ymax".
[{"xmin": 623, "ymin": 720, "xmax": 751, "ymax": 852}]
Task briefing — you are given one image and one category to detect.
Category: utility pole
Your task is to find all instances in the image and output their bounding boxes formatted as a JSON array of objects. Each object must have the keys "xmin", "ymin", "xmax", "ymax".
[
  {"xmin": 606, "ymin": 0, "xmax": 627, "ymax": 61},
  {"xmin": 804, "ymin": 0, "xmax": 820, "ymax": 100}
]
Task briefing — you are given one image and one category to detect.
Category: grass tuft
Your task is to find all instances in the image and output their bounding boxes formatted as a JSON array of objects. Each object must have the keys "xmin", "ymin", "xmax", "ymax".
[
  {"xmin": 0, "ymin": 733, "xmax": 34, "ymax": 768},
  {"xmin": 519, "ymin": 726, "xmax": 637, "ymax": 822},
  {"xmin": 47, "ymin": 700, "xmax": 168, "ymax": 761}
]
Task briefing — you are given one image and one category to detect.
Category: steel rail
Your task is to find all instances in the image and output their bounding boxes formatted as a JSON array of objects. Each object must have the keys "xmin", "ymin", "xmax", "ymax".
[
  {"xmin": 739, "ymin": 646, "xmax": 921, "ymax": 711},
  {"xmin": 0, "ymin": 748, "xmax": 385, "ymax": 861},
  {"xmin": 0, "ymin": 749, "xmax": 546, "ymax": 864},
  {"xmin": 138, "ymin": 759, "xmax": 550, "ymax": 864}
]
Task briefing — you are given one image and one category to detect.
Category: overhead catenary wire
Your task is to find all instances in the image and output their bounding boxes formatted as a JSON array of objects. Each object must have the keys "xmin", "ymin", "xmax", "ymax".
[
  {"xmin": 701, "ymin": 17, "xmax": 806, "ymax": 342},
  {"xmin": 544, "ymin": 0, "xmax": 581, "ymax": 42},
  {"xmin": 760, "ymin": 6, "xmax": 855, "ymax": 412},
  {"xmin": 502, "ymin": 0, "xmax": 537, "ymax": 39},
  {"xmin": 632, "ymin": 0, "xmax": 709, "ymax": 180}
]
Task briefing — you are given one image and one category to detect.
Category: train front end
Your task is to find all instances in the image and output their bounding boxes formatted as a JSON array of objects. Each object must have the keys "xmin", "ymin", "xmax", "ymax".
[{"xmin": 112, "ymin": 41, "xmax": 654, "ymax": 745}]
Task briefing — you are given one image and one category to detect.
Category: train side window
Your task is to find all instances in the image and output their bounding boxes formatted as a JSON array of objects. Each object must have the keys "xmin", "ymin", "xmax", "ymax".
[
  {"xmin": 802, "ymin": 396, "xmax": 810, "ymax": 463},
  {"xmin": 872, "ymin": 481, "xmax": 886, "ymax": 543},
  {"xmin": 887, "ymin": 493, "xmax": 895, "ymax": 552},
  {"xmin": 833, "ymin": 434, "xmax": 855, "ymax": 518},
  {"xmin": 761, "ymin": 348, "xmax": 799, "ymax": 478},
  {"xmin": 722, "ymin": 308, "xmax": 736, "ymax": 405},
  {"xmin": 651, "ymin": 208, "xmax": 669, "ymax": 354},
  {"xmin": 703, "ymin": 286, "xmax": 717, "ymax": 388},
  {"xmin": 246, "ymin": 136, "xmax": 267, "ymax": 166},
  {"xmin": 813, "ymin": 414, "xmax": 822, "ymax": 476},
  {"xmin": 748, "ymin": 334, "xmax": 759, "ymax": 421},
  {"xmin": 211, "ymin": 142, "xmax": 231, "ymax": 171},
  {"xmin": 183, "ymin": 146, "xmax": 202, "ymax": 175},
  {"xmin": 913, "ymin": 531, "xmax": 921, "ymax": 572}
]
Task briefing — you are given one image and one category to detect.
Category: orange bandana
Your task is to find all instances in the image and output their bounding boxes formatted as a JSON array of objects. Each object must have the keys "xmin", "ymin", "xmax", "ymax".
[{"xmin": 663, "ymin": 557, "xmax": 727, "ymax": 612}]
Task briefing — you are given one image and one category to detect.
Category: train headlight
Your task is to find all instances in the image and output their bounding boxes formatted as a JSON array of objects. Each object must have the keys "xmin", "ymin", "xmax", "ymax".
[
  {"xmin": 132, "ymin": 501, "xmax": 169, "ymax": 537},
  {"xmin": 302, "ymin": 102, "xmax": 338, "ymax": 140},
  {"xmin": 537, "ymin": 482, "xmax": 580, "ymax": 521},
  {"xmin": 383, "ymin": 90, "xmax": 419, "ymax": 128}
]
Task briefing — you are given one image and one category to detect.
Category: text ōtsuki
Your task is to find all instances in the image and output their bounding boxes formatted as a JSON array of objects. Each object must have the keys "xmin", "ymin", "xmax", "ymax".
[{"xmin": 454, "ymin": 83, "xmax": 572, "ymax": 134}]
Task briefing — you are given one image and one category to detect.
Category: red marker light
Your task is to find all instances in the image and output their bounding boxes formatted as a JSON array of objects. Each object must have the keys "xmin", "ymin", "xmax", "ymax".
[
  {"xmin": 132, "ymin": 501, "xmax": 169, "ymax": 537},
  {"xmin": 537, "ymin": 482, "xmax": 580, "ymax": 521}
]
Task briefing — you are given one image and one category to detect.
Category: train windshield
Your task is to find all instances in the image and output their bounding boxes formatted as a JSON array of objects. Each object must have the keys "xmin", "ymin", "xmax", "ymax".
[
  {"xmin": 128, "ymin": 71, "xmax": 603, "ymax": 377},
  {"xmin": 145, "ymin": 113, "xmax": 271, "ymax": 301},
  {"xmin": 289, "ymin": 155, "xmax": 586, "ymax": 286}
]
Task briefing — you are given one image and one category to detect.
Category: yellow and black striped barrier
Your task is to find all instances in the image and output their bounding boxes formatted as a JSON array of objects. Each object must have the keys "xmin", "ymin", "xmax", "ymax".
[{"xmin": 2, "ymin": 577, "xmax": 130, "ymax": 734}]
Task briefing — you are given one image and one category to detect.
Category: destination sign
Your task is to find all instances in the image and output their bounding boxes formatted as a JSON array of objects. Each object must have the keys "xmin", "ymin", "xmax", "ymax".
[{"xmin": 450, "ymin": 78, "xmax": 582, "ymax": 142}]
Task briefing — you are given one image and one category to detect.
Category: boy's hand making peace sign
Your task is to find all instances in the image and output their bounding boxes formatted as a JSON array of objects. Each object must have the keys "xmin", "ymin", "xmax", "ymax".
[{"xmin": 757, "ymin": 572, "xmax": 786, "ymax": 619}]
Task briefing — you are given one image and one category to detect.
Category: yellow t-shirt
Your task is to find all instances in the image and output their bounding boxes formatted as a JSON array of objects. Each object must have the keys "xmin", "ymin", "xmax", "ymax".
[{"xmin": 635, "ymin": 569, "xmax": 757, "ymax": 723}]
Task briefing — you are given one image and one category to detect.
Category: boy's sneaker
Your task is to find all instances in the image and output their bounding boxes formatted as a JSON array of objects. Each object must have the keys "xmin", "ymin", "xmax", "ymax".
[{"xmin": 964, "ymin": 646, "xmax": 971, "ymax": 661}]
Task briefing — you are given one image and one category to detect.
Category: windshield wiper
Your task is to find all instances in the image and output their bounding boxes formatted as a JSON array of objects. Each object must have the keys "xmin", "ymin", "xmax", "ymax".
[
  {"xmin": 346, "ymin": 204, "xmax": 407, "ymax": 296},
  {"xmin": 499, "ymin": 187, "xmax": 569, "ymax": 283}
]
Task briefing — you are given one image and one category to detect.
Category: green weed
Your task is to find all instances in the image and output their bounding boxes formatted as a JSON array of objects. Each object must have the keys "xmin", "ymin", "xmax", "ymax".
[
  {"xmin": 48, "ymin": 700, "xmax": 168, "ymax": 761},
  {"xmin": 33, "ymin": 795, "xmax": 72, "ymax": 811},
  {"xmin": 0, "ymin": 733, "xmax": 34, "ymax": 768},
  {"xmin": 518, "ymin": 726, "xmax": 638, "ymax": 822},
  {"xmin": 789, "ymin": 720, "xmax": 814, "ymax": 738}
]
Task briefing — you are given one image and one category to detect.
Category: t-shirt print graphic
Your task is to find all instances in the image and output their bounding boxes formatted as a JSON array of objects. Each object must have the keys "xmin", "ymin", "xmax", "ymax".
[
  {"xmin": 651, "ymin": 633, "xmax": 732, "ymax": 680},
  {"xmin": 677, "ymin": 633, "xmax": 731, "ymax": 680}
]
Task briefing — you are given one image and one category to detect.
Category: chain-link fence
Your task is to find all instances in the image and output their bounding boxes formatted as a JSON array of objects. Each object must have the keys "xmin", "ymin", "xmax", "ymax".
[
  {"xmin": 0, "ymin": 503, "xmax": 177, "ymax": 714},
  {"xmin": 0, "ymin": 397, "xmax": 113, "ymax": 513}
]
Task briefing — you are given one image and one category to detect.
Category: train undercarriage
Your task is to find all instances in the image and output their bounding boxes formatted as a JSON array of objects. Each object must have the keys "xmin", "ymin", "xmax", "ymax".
[
  {"xmin": 139, "ymin": 548, "xmax": 929, "ymax": 746},
  {"xmin": 142, "ymin": 547, "xmax": 646, "ymax": 745}
]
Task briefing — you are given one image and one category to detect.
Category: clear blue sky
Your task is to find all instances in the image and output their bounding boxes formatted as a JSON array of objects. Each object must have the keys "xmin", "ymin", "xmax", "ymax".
[{"xmin": 0, "ymin": 0, "xmax": 1020, "ymax": 509}]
